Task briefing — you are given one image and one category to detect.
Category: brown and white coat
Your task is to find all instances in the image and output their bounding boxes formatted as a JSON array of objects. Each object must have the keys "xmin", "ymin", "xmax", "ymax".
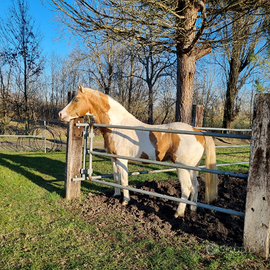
[{"xmin": 59, "ymin": 85, "xmax": 218, "ymax": 217}]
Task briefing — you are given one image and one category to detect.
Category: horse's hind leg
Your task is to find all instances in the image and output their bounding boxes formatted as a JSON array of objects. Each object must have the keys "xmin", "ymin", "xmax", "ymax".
[
  {"xmin": 112, "ymin": 158, "xmax": 121, "ymax": 197},
  {"xmin": 115, "ymin": 158, "xmax": 129, "ymax": 205},
  {"xmin": 190, "ymin": 170, "xmax": 199, "ymax": 212},
  {"xmin": 175, "ymin": 168, "xmax": 193, "ymax": 218}
]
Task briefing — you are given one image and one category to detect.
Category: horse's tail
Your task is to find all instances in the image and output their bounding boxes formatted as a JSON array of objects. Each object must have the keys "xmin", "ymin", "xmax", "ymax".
[{"xmin": 204, "ymin": 136, "xmax": 218, "ymax": 204}]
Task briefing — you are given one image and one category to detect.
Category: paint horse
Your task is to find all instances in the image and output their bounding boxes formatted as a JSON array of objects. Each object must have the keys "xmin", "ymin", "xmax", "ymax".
[{"xmin": 59, "ymin": 85, "xmax": 218, "ymax": 217}]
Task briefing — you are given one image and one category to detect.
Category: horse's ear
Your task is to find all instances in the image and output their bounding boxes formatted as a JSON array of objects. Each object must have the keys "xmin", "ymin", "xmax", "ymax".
[{"xmin": 77, "ymin": 84, "xmax": 85, "ymax": 93}]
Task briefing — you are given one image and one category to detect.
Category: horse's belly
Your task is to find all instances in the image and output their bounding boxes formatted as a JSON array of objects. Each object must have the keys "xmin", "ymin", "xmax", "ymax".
[{"xmin": 174, "ymin": 140, "xmax": 204, "ymax": 166}]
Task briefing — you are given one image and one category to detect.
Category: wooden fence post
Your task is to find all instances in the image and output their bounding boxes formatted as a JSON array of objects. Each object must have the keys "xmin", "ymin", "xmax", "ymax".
[
  {"xmin": 192, "ymin": 104, "xmax": 203, "ymax": 127},
  {"xmin": 244, "ymin": 93, "xmax": 270, "ymax": 259},
  {"xmin": 65, "ymin": 117, "xmax": 84, "ymax": 199},
  {"xmin": 68, "ymin": 91, "xmax": 75, "ymax": 103}
]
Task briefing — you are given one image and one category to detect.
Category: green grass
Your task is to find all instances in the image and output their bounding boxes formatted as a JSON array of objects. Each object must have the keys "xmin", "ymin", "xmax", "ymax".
[
  {"xmin": 215, "ymin": 146, "xmax": 250, "ymax": 172},
  {"xmin": 0, "ymin": 149, "xmax": 268, "ymax": 269}
]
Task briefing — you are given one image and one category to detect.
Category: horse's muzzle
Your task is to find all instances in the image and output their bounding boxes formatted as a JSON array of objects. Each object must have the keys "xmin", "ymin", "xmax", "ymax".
[
  {"xmin": 59, "ymin": 111, "xmax": 63, "ymax": 120},
  {"xmin": 59, "ymin": 111, "xmax": 67, "ymax": 121}
]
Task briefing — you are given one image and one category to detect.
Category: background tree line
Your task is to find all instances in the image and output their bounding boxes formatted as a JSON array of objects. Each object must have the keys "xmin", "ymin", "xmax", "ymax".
[{"xmin": 0, "ymin": 0, "xmax": 270, "ymax": 134}]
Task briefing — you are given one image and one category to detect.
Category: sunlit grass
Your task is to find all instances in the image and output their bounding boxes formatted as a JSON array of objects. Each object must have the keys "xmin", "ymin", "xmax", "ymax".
[{"xmin": 0, "ymin": 150, "xmax": 268, "ymax": 269}]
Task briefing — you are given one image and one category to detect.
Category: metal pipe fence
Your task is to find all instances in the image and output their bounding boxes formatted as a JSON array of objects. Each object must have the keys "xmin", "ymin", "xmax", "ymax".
[
  {"xmin": 0, "ymin": 122, "xmax": 65, "ymax": 152},
  {"xmin": 81, "ymin": 150, "xmax": 248, "ymax": 179},
  {"xmin": 0, "ymin": 134, "xmax": 47, "ymax": 152},
  {"xmin": 216, "ymin": 145, "xmax": 250, "ymax": 148},
  {"xmin": 72, "ymin": 123, "xmax": 250, "ymax": 217},
  {"xmin": 76, "ymin": 161, "xmax": 249, "ymax": 182},
  {"xmin": 89, "ymin": 178, "xmax": 245, "ymax": 217},
  {"xmin": 198, "ymin": 127, "xmax": 251, "ymax": 132},
  {"xmin": 0, "ymin": 135, "xmax": 43, "ymax": 138},
  {"xmin": 76, "ymin": 122, "xmax": 251, "ymax": 139}
]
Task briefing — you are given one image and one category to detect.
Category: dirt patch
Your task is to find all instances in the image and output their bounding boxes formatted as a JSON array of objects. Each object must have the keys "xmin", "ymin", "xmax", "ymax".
[{"xmin": 78, "ymin": 174, "xmax": 247, "ymax": 246}]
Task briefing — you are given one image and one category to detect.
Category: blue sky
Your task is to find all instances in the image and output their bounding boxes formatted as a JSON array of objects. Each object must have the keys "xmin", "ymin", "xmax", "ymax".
[{"xmin": 0, "ymin": 0, "xmax": 72, "ymax": 57}]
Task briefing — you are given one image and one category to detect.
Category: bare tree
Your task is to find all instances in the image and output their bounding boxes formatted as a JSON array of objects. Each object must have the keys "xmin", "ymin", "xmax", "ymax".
[
  {"xmin": 154, "ymin": 79, "xmax": 176, "ymax": 124},
  {"xmin": 0, "ymin": 55, "xmax": 13, "ymax": 133},
  {"xmin": 194, "ymin": 63, "xmax": 221, "ymax": 126},
  {"xmin": 217, "ymin": 12, "xmax": 269, "ymax": 129},
  {"xmin": 0, "ymin": 0, "xmax": 44, "ymax": 128},
  {"xmin": 103, "ymin": 44, "xmax": 148, "ymax": 120},
  {"xmin": 137, "ymin": 45, "xmax": 176, "ymax": 124},
  {"xmin": 67, "ymin": 36, "xmax": 117, "ymax": 95}
]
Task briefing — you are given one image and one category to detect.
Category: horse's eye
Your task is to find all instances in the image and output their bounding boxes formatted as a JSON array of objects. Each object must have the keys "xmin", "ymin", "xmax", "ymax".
[{"xmin": 74, "ymin": 99, "xmax": 79, "ymax": 102}]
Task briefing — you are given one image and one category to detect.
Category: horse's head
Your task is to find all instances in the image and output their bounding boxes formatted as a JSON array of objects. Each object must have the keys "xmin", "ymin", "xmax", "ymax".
[{"xmin": 59, "ymin": 85, "xmax": 90, "ymax": 122}]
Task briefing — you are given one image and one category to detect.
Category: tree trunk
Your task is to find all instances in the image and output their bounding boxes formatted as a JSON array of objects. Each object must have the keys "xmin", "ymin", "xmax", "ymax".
[
  {"xmin": 174, "ymin": 1, "xmax": 210, "ymax": 124},
  {"xmin": 222, "ymin": 57, "xmax": 241, "ymax": 129},
  {"xmin": 23, "ymin": 51, "xmax": 29, "ymax": 130},
  {"xmin": 223, "ymin": 84, "xmax": 238, "ymax": 129},
  {"xmin": 175, "ymin": 53, "xmax": 196, "ymax": 124},
  {"xmin": 148, "ymin": 83, "xmax": 153, "ymax": 124},
  {"xmin": 128, "ymin": 54, "xmax": 135, "ymax": 112},
  {"xmin": 222, "ymin": 14, "xmax": 254, "ymax": 130}
]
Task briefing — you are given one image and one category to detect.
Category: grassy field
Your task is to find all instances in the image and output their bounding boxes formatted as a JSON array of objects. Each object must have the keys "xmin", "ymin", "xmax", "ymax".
[{"xmin": 0, "ymin": 147, "xmax": 269, "ymax": 269}]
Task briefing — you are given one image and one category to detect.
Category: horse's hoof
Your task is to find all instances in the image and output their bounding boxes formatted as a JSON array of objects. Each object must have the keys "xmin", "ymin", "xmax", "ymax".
[
  {"xmin": 174, "ymin": 212, "xmax": 184, "ymax": 218},
  {"xmin": 190, "ymin": 205, "xmax": 197, "ymax": 212},
  {"xmin": 122, "ymin": 200, "xmax": 129, "ymax": 206}
]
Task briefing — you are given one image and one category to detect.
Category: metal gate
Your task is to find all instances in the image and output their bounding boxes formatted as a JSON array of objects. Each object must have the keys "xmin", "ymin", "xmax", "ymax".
[{"xmin": 73, "ymin": 122, "xmax": 251, "ymax": 217}]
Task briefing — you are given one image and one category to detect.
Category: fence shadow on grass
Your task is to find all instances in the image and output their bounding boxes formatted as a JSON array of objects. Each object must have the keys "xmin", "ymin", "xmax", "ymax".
[{"xmin": 0, "ymin": 153, "xmax": 65, "ymax": 197}]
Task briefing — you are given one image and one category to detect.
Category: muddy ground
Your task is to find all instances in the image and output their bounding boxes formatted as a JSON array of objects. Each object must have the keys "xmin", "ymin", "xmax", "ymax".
[{"xmin": 79, "ymin": 173, "xmax": 247, "ymax": 246}]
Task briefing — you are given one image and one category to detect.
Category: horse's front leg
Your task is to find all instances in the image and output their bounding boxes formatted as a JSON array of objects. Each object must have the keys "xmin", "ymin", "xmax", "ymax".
[
  {"xmin": 115, "ymin": 158, "xmax": 129, "ymax": 205},
  {"xmin": 112, "ymin": 158, "xmax": 121, "ymax": 197}
]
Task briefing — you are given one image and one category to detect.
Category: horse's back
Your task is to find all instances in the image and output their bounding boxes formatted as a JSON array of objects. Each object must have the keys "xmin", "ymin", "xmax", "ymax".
[{"xmin": 109, "ymin": 121, "xmax": 205, "ymax": 166}]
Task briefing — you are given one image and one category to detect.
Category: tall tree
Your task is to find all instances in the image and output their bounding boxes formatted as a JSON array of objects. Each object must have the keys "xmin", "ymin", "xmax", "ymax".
[
  {"xmin": 219, "ymin": 12, "xmax": 269, "ymax": 129},
  {"xmin": 0, "ymin": 55, "xmax": 13, "ymax": 133},
  {"xmin": 48, "ymin": 0, "xmax": 269, "ymax": 124},
  {"xmin": 0, "ymin": 0, "xmax": 44, "ymax": 128}
]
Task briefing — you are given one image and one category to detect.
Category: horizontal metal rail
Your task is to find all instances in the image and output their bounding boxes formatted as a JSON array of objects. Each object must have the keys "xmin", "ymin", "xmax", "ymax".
[
  {"xmin": 81, "ymin": 159, "xmax": 249, "ymax": 177},
  {"xmin": 216, "ymin": 145, "xmax": 250, "ymax": 148},
  {"xmin": 0, "ymin": 135, "xmax": 44, "ymax": 138},
  {"xmin": 85, "ymin": 151, "xmax": 248, "ymax": 179},
  {"xmin": 214, "ymin": 161, "xmax": 249, "ymax": 167},
  {"xmin": 93, "ymin": 144, "xmax": 250, "ymax": 150},
  {"xmin": 75, "ymin": 123, "xmax": 251, "ymax": 140},
  {"xmin": 76, "ymin": 178, "xmax": 245, "ymax": 217},
  {"xmin": 198, "ymin": 127, "xmax": 251, "ymax": 132}
]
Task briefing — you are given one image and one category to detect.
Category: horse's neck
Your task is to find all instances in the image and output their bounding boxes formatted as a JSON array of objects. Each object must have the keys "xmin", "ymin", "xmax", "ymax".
[
  {"xmin": 106, "ymin": 96, "xmax": 140, "ymax": 125},
  {"xmin": 89, "ymin": 91, "xmax": 140, "ymax": 125}
]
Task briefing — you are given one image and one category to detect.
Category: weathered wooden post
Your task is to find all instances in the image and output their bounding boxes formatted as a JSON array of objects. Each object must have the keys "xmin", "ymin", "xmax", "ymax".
[
  {"xmin": 244, "ymin": 93, "xmax": 270, "ymax": 259},
  {"xmin": 65, "ymin": 117, "xmax": 84, "ymax": 199},
  {"xmin": 192, "ymin": 104, "xmax": 203, "ymax": 127},
  {"xmin": 64, "ymin": 91, "xmax": 84, "ymax": 199}
]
